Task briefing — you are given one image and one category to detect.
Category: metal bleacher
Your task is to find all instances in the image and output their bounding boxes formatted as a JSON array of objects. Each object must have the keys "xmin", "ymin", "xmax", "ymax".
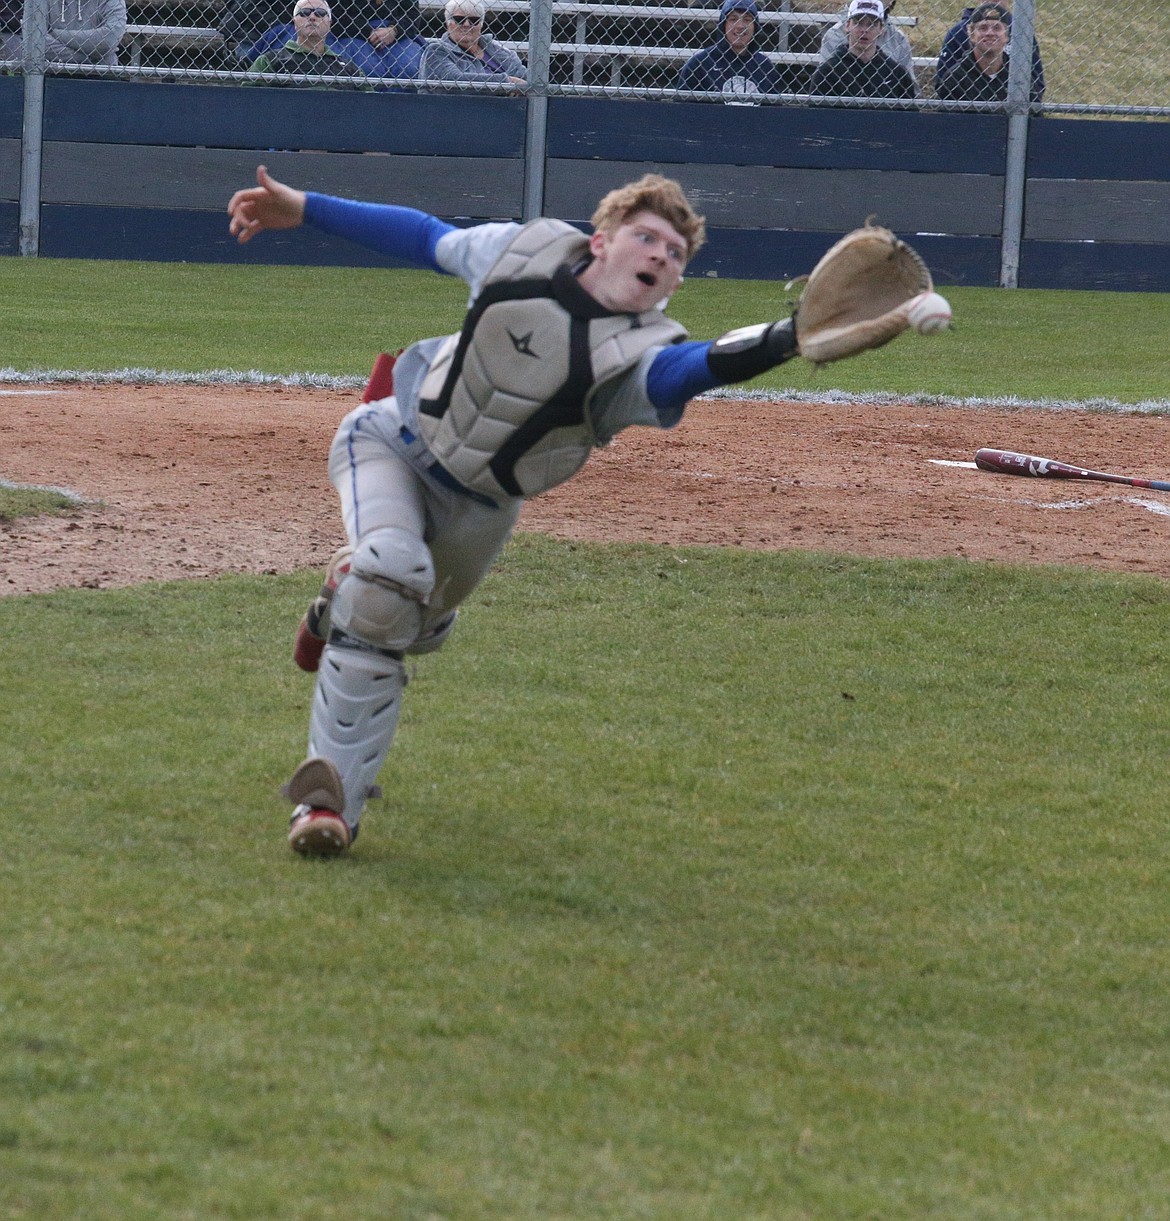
[{"xmin": 120, "ymin": 1, "xmax": 926, "ymax": 90}]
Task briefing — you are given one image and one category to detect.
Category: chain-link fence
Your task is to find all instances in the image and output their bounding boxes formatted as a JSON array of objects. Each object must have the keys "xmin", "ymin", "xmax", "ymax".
[{"xmin": 1, "ymin": 0, "xmax": 1166, "ymax": 114}]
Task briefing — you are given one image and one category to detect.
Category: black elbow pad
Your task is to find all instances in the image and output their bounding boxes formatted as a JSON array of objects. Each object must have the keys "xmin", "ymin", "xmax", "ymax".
[{"xmin": 706, "ymin": 317, "xmax": 798, "ymax": 383}]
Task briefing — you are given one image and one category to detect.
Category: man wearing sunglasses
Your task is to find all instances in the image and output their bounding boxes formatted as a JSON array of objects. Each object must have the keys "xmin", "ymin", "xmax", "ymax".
[
  {"xmin": 246, "ymin": 0, "xmax": 372, "ymax": 87},
  {"xmin": 418, "ymin": 0, "xmax": 525, "ymax": 91},
  {"xmin": 226, "ymin": 166, "xmax": 898, "ymax": 856}
]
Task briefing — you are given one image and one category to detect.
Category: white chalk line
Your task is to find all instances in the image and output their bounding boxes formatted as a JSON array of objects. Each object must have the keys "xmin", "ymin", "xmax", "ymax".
[
  {"xmin": 0, "ymin": 477, "xmax": 94, "ymax": 505},
  {"xmin": 0, "ymin": 368, "xmax": 1168, "ymax": 416}
]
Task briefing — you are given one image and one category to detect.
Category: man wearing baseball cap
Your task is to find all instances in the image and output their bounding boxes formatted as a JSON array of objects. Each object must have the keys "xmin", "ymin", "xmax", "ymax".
[
  {"xmin": 808, "ymin": 0, "xmax": 917, "ymax": 102},
  {"xmin": 934, "ymin": 1, "xmax": 1045, "ymax": 103},
  {"xmin": 676, "ymin": 0, "xmax": 787, "ymax": 104},
  {"xmin": 818, "ymin": 0, "xmax": 918, "ymax": 95}
]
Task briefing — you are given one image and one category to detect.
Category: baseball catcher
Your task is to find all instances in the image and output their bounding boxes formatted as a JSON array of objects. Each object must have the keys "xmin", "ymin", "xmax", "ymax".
[{"xmin": 227, "ymin": 165, "xmax": 938, "ymax": 855}]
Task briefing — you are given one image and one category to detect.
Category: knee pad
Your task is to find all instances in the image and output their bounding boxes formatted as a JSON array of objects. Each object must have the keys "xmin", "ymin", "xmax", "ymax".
[
  {"xmin": 330, "ymin": 527, "xmax": 435, "ymax": 653},
  {"xmin": 406, "ymin": 609, "xmax": 458, "ymax": 656}
]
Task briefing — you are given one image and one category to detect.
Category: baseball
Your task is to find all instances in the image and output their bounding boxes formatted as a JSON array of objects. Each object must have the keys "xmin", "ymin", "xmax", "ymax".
[{"xmin": 908, "ymin": 292, "xmax": 953, "ymax": 335}]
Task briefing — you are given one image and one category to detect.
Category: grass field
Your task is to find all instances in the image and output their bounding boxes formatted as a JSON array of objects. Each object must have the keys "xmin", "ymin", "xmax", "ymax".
[
  {"xmin": 5, "ymin": 543, "xmax": 1170, "ymax": 1218},
  {"xmin": 3, "ymin": 258, "xmax": 1170, "ymax": 1216},
  {"xmin": 3, "ymin": 258, "xmax": 1170, "ymax": 405}
]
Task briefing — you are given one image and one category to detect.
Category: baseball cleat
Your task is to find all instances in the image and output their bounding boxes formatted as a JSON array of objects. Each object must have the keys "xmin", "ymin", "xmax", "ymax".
[
  {"xmin": 288, "ymin": 805, "xmax": 352, "ymax": 857},
  {"xmin": 282, "ymin": 757, "xmax": 353, "ymax": 856},
  {"xmin": 294, "ymin": 545, "xmax": 353, "ymax": 672}
]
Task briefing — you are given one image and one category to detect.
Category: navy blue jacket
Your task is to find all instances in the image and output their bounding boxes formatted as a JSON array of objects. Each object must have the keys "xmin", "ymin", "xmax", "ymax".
[
  {"xmin": 677, "ymin": 41, "xmax": 783, "ymax": 101},
  {"xmin": 934, "ymin": 8, "xmax": 1044, "ymax": 102},
  {"xmin": 808, "ymin": 47, "xmax": 916, "ymax": 101}
]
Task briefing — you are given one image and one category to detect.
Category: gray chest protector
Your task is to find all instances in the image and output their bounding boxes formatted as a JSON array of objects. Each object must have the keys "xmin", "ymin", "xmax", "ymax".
[{"xmin": 416, "ymin": 218, "xmax": 688, "ymax": 501}]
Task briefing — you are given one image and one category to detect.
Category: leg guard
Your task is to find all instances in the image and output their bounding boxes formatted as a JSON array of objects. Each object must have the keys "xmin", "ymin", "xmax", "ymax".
[
  {"xmin": 329, "ymin": 527, "xmax": 434, "ymax": 654},
  {"xmin": 308, "ymin": 644, "xmax": 407, "ymax": 831},
  {"xmin": 406, "ymin": 609, "xmax": 458, "ymax": 656},
  {"xmin": 293, "ymin": 545, "xmax": 353, "ymax": 673}
]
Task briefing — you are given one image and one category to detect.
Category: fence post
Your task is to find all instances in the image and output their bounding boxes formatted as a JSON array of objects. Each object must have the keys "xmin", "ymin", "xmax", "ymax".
[
  {"xmin": 18, "ymin": 0, "xmax": 49, "ymax": 256},
  {"xmin": 522, "ymin": 0, "xmax": 553, "ymax": 222},
  {"xmin": 998, "ymin": 0, "xmax": 1036, "ymax": 288}
]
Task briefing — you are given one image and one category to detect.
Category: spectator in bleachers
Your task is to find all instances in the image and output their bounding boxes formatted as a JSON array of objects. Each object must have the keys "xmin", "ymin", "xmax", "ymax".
[
  {"xmin": 418, "ymin": 0, "xmax": 525, "ymax": 91},
  {"xmin": 0, "ymin": 0, "xmax": 20, "ymax": 42},
  {"xmin": 366, "ymin": 0, "xmax": 419, "ymax": 51},
  {"xmin": 676, "ymin": 0, "xmax": 783, "ymax": 105},
  {"xmin": 808, "ymin": 0, "xmax": 916, "ymax": 102},
  {"xmin": 246, "ymin": 0, "xmax": 372, "ymax": 87},
  {"xmin": 340, "ymin": 0, "xmax": 426, "ymax": 83},
  {"xmin": 818, "ymin": 0, "xmax": 918, "ymax": 94},
  {"xmin": 221, "ymin": 0, "xmax": 417, "ymax": 67},
  {"xmin": 3, "ymin": 0, "xmax": 126, "ymax": 67},
  {"xmin": 935, "ymin": 2, "xmax": 1044, "ymax": 103}
]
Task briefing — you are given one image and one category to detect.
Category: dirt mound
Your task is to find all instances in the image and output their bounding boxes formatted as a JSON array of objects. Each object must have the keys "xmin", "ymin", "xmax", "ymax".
[{"xmin": 3, "ymin": 383, "xmax": 1169, "ymax": 595}]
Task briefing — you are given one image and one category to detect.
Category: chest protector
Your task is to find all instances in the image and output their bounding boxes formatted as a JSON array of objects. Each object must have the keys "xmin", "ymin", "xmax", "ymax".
[{"xmin": 416, "ymin": 218, "xmax": 688, "ymax": 501}]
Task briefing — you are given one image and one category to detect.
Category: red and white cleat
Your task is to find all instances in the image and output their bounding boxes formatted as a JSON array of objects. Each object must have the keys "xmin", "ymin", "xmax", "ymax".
[{"xmin": 287, "ymin": 805, "xmax": 352, "ymax": 857}]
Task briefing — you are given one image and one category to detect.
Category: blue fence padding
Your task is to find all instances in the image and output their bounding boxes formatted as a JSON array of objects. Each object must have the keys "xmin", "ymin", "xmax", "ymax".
[
  {"xmin": 42, "ymin": 78, "xmax": 528, "ymax": 156},
  {"xmin": 0, "ymin": 75, "xmax": 21, "ymax": 139},
  {"xmin": 1028, "ymin": 119, "xmax": 1170, "ymax": 184},
  {"xmin": 38, "ymin": 205, "xmax": 483, "ymax": 264},
  {"xmin": 1019, "ymin": 241, "xmax": 1170, "ymax": 293},
  {"xmin": 547, "ymin": 97, "xmax": 1008, "ymax": 175},
  {"xmin": 687, "ymin": 228, "xmax": 1002, "ymax": 287},
  {"xmin": 35, "ymin": 204, "xmax": 1006, "ymax": 286},
  {"xmin": 38, "ymin": 204, "xmax": 430, "ymax": 265},
  {"xmin": 10, "ymin": 82, "xmax": 1170, "ymax": 289},
  {"xmin": 0, "ymin": 200, "xmax": 17, "ymax": 253}
]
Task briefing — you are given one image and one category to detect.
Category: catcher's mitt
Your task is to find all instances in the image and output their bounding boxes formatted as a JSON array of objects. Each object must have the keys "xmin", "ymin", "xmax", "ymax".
[{"xmin": 794, "ymin": 224, "xmax": 932, "ymax": 366}]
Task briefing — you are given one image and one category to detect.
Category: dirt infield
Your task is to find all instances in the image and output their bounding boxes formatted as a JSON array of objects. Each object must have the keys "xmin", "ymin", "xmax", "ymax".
[{"xmin": 3, "ymin": 383, "xmax": 1170, "ymax": 596}]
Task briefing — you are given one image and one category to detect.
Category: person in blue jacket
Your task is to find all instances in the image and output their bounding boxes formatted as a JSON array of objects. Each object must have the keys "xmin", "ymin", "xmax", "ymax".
[
  {"xmin": 934, "ymin": 2, "xmax": 1044, "ymax": 103},
  {"xmin": 676, "ymin": 0, "xmax": 784, "ymax": 105}
]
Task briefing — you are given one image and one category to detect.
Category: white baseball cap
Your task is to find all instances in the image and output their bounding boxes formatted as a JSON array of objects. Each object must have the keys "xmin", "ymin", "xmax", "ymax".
[{"xmin": 848, "ymin": 0, "xmax": 885, "ymax": 18}]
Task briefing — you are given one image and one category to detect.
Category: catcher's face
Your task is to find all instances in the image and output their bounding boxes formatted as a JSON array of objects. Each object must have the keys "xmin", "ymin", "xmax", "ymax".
[{"xmin": 580, "ymin": 210, "xmax": 688, "ymax": 313}]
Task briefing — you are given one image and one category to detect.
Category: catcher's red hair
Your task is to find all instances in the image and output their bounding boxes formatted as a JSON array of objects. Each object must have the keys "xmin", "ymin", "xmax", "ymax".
[{"xmin": 590, "ymin": 175, "xmax": 706, "ymax": 260}]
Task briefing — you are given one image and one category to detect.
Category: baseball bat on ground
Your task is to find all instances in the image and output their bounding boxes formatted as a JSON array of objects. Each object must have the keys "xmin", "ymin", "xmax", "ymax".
[{"xmin": 974, "ymin": 448, "xmax": 1170, "ymax": 493}]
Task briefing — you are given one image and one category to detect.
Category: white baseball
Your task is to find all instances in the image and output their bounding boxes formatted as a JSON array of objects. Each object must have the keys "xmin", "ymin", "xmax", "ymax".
[{"xmin": 908, "ymin": 291, "xmax": 953, "ymax": 336}]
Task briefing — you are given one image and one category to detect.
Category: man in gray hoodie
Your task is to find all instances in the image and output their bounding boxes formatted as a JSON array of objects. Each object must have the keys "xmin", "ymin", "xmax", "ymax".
[{"xmin": 4, "ymin": 0, "xmax": 127, "ymax": 67}]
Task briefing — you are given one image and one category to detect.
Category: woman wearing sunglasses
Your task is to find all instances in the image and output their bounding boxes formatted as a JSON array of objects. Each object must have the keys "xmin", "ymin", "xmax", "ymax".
[{"xmin": 419, "ymin": 0, "xmax": 526, "ymax": 91}]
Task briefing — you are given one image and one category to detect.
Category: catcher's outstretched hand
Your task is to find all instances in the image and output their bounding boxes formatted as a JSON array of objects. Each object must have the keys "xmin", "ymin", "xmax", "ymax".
[
  {"xmin": 227, "ymin": 165, "xmax": 306, "ymax": 244},
  {"xmin": 794, "ymin": 224, "xmax": 933, "ymax": 366}
]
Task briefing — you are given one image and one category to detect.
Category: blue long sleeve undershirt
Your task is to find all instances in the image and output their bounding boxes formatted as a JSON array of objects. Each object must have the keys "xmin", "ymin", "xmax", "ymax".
[
  {"xmin": 304, "ymin": 193, "xmax": 455, "ymax": 271},
  {"xmin": 645, "ymin": 340, "xmax": 722, "ymax": 418},
  {"xmin": 303, "ymin": 193, "xmax": 723, "ymax": 415}
]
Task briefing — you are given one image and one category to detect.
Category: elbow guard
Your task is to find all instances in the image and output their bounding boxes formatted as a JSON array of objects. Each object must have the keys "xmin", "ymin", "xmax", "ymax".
[{"xmin": 706, "ymin": 317, "xmax": 798, "ymax": 383}]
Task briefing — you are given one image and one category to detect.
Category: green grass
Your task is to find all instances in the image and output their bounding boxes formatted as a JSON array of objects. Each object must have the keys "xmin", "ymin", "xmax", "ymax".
[
  {"xmin": 0, "ymin": 484, "xmax": 80, "ymax": 521},
  {"xmin": 2, "ymin": 257, "xmax": 1169, "ymax": 405},
  {"xmin": 4, "ymin": 537, "xmax": 1170, "ymax": 1217}
]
